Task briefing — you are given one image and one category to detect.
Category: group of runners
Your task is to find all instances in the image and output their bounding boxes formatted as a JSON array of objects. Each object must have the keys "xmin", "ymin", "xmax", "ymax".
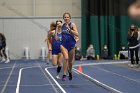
[{"xmin": 46, "ymin": 12, "xmax": 79, "ymax": 81}]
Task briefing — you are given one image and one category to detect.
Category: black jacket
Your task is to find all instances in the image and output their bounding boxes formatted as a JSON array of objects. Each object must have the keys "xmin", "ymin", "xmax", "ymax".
[{"xmin": 127, "ymin": 32, "xmax": 138, "ymax": 47}]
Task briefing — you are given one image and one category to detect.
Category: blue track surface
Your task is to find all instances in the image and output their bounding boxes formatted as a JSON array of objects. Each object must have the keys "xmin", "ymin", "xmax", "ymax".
[
  {"xmin": 47, "ymin": 67, "xmax": 110, "ymax": 93},
  {"xmin": 0, "ymin": 59, "xmax": 140, "ymax": 93},
  {"xmin": 75, "ymin": 63, "xmax": 140, "ymax": 93}
]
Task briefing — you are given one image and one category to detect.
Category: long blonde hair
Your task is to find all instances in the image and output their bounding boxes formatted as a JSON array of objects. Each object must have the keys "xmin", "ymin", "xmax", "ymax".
[{"xmin": 63, "ymin": 12, "xmax": 71, "ymax": 19}]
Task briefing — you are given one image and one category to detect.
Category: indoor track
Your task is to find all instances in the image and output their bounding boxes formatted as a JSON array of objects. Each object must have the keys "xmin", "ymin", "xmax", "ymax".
[{"xmin": 0, "ymin": 59, "xmax": 140, "ymax": 93}]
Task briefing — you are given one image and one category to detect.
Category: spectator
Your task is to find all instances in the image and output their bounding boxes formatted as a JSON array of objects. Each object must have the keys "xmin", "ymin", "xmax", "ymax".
[
  {"xmin": 120, "ymin": 46, "xmax": 127, "ymax": 59},
  {"xmin": 75, "ymin": 46, "xmax": 82, "ymax": 60},
  {"xmin": 121, "ymin": 46, "xmax": 126, "ymax": 51},
  {"xmin": 137, "ymin": 28, "xmax": 140, "ymax": 58},
  {"xmin": 86, "ymin": 44, "xmax": 95, "ymax": 60},
  {"xmin": 127, "ymin": 24, "xmax": 139, "ymax": 67},
  {"xmin": 101, "ymin": 44, "xmax": 108, "ymax": 59}
]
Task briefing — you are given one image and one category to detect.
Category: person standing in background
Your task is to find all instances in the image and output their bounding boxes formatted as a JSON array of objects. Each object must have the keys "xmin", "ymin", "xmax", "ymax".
[
  {"xmin": 0, "ymin": 33, "xmax": 10, "ymax": 63},
  {"xmin": 137, "ymin": 28, "xmax": 140, "ymax": 58},
  {"xmin": 101, "ymin": 44, "xmax": 108, "ymax": 59},
  {"xmin": 127, "ymin": 24, "xmax": 139, "ymax": 67}
]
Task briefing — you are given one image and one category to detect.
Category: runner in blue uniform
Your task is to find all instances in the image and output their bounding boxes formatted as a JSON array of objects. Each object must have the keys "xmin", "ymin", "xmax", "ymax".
[
  {"xmin": 48, "ymin": 20, "xmax": 63, "ymax": 79},
  {"xmin": 45, "ymin": 22, "xmax": 56, "ymax": 64},
  {"xmin": 61, "ymin": 12, "xmax": 79, "ymax": 81}
]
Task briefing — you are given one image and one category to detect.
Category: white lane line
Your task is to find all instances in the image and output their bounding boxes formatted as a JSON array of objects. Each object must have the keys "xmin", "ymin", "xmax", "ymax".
[
  {"xmin": 36, "ymin": 62, "xmax": 59, "ymax": 93},
  {"xmin": 46, "ymin": 61, "xmax": 129, "ymax": 69},
  {"xmin": 1, "ymin": 84, "xmax": 57, "ymax": 87},
  {"xmin": 35, "ymin": 60, "xmax": 60, "ymax": 93},
  {"xmin": 0, "ymin": 83, "xmax": 95, "ymax": 87},
  {"xmin": 14, "ymin": 60, "xmax": 128, "ymax": 93},
  {"xmin": 0, "ymin": 65, "xmax": 42, "ymax": 70},
  {"xmin": 37, "ymin": 67, "xmax": 59, "ymax": 93},
  {"xmin": 95, "ymin": 66, "xmax": 140, "ymax": 83},
  {"xmin": 45, "ymin": 68, "xmax": 67, "ymax": 93},
  {"xmin": 0, "ymin": 62, "xmax": 16, "ymax": 93},
  {"xmin": 73, "ymin": 61, "xmax": 129, "ymax": 67},
  {"xmin": 16, "ymin": 65, "xmax": 59, "ymax": 93},
  {"xmin": 77, "ymin": 61, "xmax": 140, "ymax": 83},
  {"xmin": 47, "ymin": 66, "xmax": 57, "ymax": 69},
  {"xmin": 73, "ymin": 68, "xmax": 123, "ymax": 93},
  {"xmin": 16, "ymin": 66, "xmax": 41, "ymax": 93},
  {"xmin": 16, "ymin": 68, "xmax": 22, "ymax": 93},
  {"xmin": 0, "ymin": 67, "xmax": 13, "ymax": 69}
]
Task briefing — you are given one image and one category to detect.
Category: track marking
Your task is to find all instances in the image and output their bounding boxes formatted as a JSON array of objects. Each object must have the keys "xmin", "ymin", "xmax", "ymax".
[
  {"xmin": 74, "ymin": 61, "xmax": 129, "ymax": 67},
  {"xmin": 45, "ymin": 68, "xmax": 67, "ymax": 93},
  {"xmin": 0, "ymin": 67, "xmax": 14, "ymax": 69},
  {"xmin": 16, "ymin": 66, "xmax": 42, "ymax": 93},
  {"xmin": 16, "ymin": 68, "xmax": 22, "ymax": 93},
  {"xmin": 77, "ymin": 61, "xmax": 140, "ymax": 83},
  {"xmin": 0, "ymin": 62, "xmax": 16, "ymax": 93},
  {"xmin": 0, "ymin": 83, "xmax": 95, "ymax": 87},
  {"xmin": 16, "ymin": 62, "xmax": 60, "ymax": 93},
  {"xmin": 36, "ymin": 62, "xmax": 59, "ymax": 93},
  {"xmin": 95, "ymin": 66, "xmax": 140, "ymax": 83},
  {"xmin": 73, "ymin": 68, "xmax": 123, "ymax": 93},
  {"xmin": 9, "ymin": 60, "xmax": 125, "ymax": 93}
]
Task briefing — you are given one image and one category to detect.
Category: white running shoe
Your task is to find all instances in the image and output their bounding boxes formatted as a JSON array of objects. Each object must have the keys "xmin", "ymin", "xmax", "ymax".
[
  {"xmin": 134, "ymin": 64, "xmax": 139, "ymax": 68},
  {"xmin": 56, "ymin": 74, "xmax": 61, "ymax": 79},
  {"xmin": 5, "ymin": 59, "xmax": 10, "ymax": 63},
  {"xmin": 128, "ymin": 64, "xmax": 134, "ymax": 68},
  {"xmin": 1, "ymin": 58, "xmax": 6, "ymax": 62}
]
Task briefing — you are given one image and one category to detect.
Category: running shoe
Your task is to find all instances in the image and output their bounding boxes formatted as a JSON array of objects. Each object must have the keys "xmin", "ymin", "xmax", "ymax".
[
  {"xmin": 62, "ymin": 75, "xmax": 66, "ymax": 81},
  {"xmin": 69, "ymin": 72, "xmax": 72, "ymax": 80},
  {"xmin": 56, "ymin": 74, "xmax": 61, "ymax": 79},
  {"xmin": 128, "ymin": 64, "xmax": 134, "ymax": 68},
  {"xmin": 5, "ymin": 59, "xmax": 10, "ymax": 63},
  {"xmin": 1, "ymin": 58, "xmax": 6, "ymax": 62}
]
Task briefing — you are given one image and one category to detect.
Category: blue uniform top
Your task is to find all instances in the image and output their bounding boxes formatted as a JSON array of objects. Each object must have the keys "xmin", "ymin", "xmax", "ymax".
[
  {"xmin": 52, "ymin": 32, "xmax": 62, "ymax": 55},
  {"xmin": 61, "ymin": 22, "xmax": 76, "ymax": 52}
]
